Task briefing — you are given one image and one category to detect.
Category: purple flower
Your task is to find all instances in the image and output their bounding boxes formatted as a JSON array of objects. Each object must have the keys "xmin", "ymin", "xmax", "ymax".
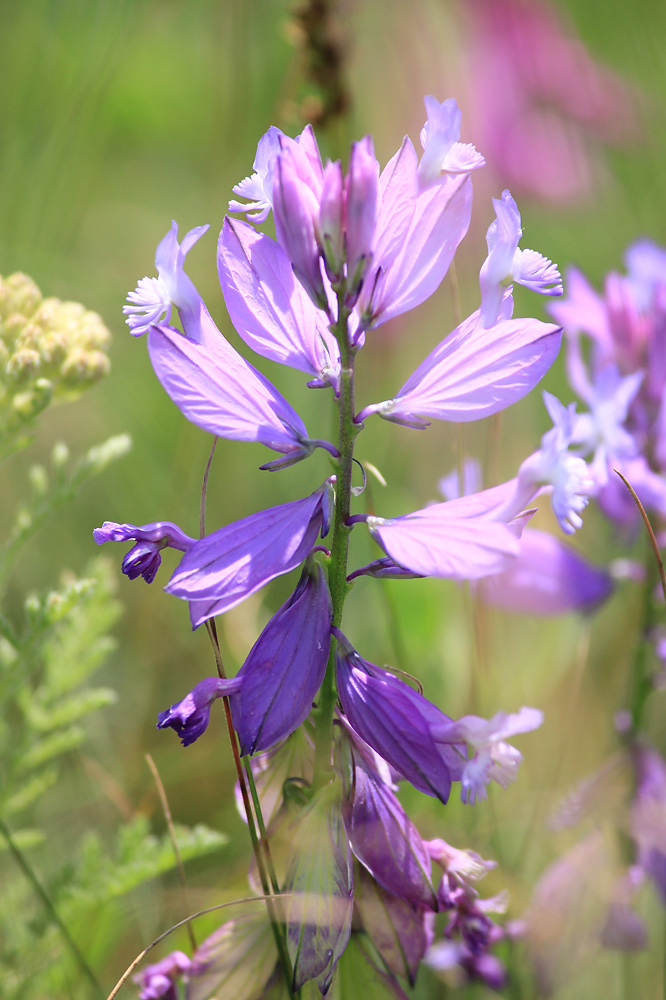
[
  {"xmin": 630, "ymin": 745, "xmax": 666, "ymax": 902},
  {"xmin": 334, "ymin": 629, "xmax": 463, "ymax": 804},
  {"xmin": 133, "ymin": 950, "xmax": 190, "ymax": 1000},
  {"xmin": 344, "ymin": 136, "xmax": 380, "ymax": 299},
  {"xmin": 157, "ymin": 675, "xmax": 241, "ymax": 747},
  {"xmin": 342, "ymin": 732, "xmax": 436, "ymax": 908},
  {"xmin": 356, "ymin": 302, "xmax": 561, "ymax": 427},
  {"xmin": 217, "ymin": 218, "xmax": 340, "ymax": 389},
  {"xmin": 418, "ymin": 96, "xmax": 485, "ymax": 186},
  {"xmin": 230, "ymin": 563, "xmax": 332, "ymax": 755},
  {"xmin": 351, "ymin": 483, "xmax": 528, "ymax": 582},
  {"xmin": 434, "ymin": 707, "xmax": 543, "ymax": 804},
  {"xmin": 93, "ymin": 520, "xmax": 195, "ymax": 584},
  {"xmin": 272, "ymin": 142, "xmax": 327, "ymax": 309},
  {"xmin": 479, "ymin": 190, "xmax": 562, "ymax": 328},
  {"xmin": 124, "ymin": 222, "xmax": 209, "ymax": 340},
  {"xmin": 478, "ymin": 528, "xmax": 614, "ymax": 616},
  {"xmin": 166, "ymin": 481, "xmax": 332, "ymax": 628},
  {"xmin": 148, "ymin": 303, "xmax": 336, "ymax": 467}
]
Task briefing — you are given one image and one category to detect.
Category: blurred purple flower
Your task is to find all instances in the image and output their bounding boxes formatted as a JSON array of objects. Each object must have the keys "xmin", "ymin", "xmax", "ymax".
[
  {"xmin": 133, "ymin": 950, "xmax": 190, "ymax": 1000},
  {"xmin": 630, "ymin": 745, "xmax": 666, "ymax": 902},
  {"xmin": 93, "ymin": 520, "xmax": 195, "ymax": 584},
  {"xmin": 166, "ymin": 480, "xmax": 333, "ymax": 628},
  {"xmin": 157, "ymin": 675, "xmax": 241, "ymax": 747}
]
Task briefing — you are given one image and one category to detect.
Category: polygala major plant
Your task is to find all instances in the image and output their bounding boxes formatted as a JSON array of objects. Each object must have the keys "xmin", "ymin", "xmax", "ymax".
[{"xmin": 96, "ymin": 96, "xmax": 592, "ymax": 997}]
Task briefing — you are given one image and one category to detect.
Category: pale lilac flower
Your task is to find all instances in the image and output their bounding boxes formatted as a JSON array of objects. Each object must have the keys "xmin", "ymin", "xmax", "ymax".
[
  {"xmin": 351, "ymin": 483, "xmax": 528, "ymax": 582},
  {"xmin": 478, "ymin": 528, "xmax": 613, "ymax": 615},
  {"xmin": 571, "ymin": 365, "xmax": 643, "ymax": 486},
  {"xmin": 356, "ymin": 303, "xmax": 561, "ymax": 427},
  {"xmin": 217, "ymin": 217, "xmax": 341, "ymax": 390},
  {"xmin": 230, "ymin": 563, "xmax": 332, "ymax": 755},
  {"xmin": 228, "ymin": 126, "xmax": 285, "ymax": 222},
  {"xmin": 93, "ymin": 520, "xmax": 195, "ymax": 584},
  {"xmin": 418, "ymin": 96, "xmax": 485, "ymax": 186},
  {"xmin": 435, "ymin": 707, "xmax": 544, "ymax": 804},
  {"xmin": 166, "ymin": 481, "xmax": 332, "ymax": 628},
  {"xmin": 133, "ymin": 950, "xmax": 190, "ymax": 1000},
  {"xmin": 344, "ymin": 136, "xmax": 380, "ymax": 297},
  {"xmin": 157, "ymin": 676, "xmax": 241, "ymax": 747},
  {"xmin": 334, "ymin": 629, "xmax": 463, "ymax": 804},
  {"xmin": 272, "ymin": 143, "xmax": 327, "ymax": 309},
  {"xmin": 124, "ymin": 222, "xmax": 209, "ymax": 340},
  {"xmin": 479, "ymin": 190, "xmax": 562, "ymax": 327},
  {"xmin": 148, "ymin": 302, "xmax": 337, "ymax": 467}
]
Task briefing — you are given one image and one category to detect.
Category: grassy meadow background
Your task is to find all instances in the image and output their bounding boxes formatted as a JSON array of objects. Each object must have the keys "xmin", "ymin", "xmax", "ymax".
[{"xmin": 1, "ymin": 0, "xmax": 666, "ymax": 996}]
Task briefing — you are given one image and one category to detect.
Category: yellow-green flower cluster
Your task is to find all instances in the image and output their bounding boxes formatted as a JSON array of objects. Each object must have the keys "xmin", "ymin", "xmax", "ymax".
[{"xmin": 0, "ymin": 272, "xmax": 110, "ymax": 433}]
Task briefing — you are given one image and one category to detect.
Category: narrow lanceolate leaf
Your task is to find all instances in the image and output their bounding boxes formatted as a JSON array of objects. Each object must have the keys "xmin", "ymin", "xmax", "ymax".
[
  {"xmin": 355, "ymin": 866, "xmax": 433, "ymax": 985},
  {"xmin": 359, "ymin": 311, "xmax": 561, "ymax": 426},
  {"xmin": 147, "ymin": 302, "xmax": 310, "ymax": 458},
  {"xmin": 218, "ymin": 218, "xmax": 340, "ymax": 389},
  {"xmin": 166, "ymin": 483, "xmax": 328, "ymax": 628},
  {"xmin": 231, "ymin": 564, "xmax": 332, "ymax": 754},
  {"xmin": 284, "ymin": 782, "xmax": 354, "ymax": 993}
]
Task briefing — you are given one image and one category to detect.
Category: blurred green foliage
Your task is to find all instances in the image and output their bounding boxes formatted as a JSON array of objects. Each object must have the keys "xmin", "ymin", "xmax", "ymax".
[{"xmin": 0, "ymin": 0, "xmax": 665, "ymax": 996}]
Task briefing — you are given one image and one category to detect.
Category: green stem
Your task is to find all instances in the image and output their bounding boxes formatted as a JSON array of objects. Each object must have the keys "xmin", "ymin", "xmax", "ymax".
[
  {"xmin": 0, "ymin": 815, "xmax": 105, "ymax": 999},
  {"xmin": 313, "ymin": 291, "xmax": 360, "ymax": 787}
]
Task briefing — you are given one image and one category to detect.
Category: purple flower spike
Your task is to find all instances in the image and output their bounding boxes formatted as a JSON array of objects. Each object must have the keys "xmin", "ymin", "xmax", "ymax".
[
  {"xmin": 166, "ymin": 481, "xmax": 332, "ymax": 628},
  {"xmin": 479, "ymin": 190, "xmax": 562, "ymax": 327},
  {"xmin": 230, "ymin": 563, "xmax": 332, "ymax": 755},
  {"xmin": 218, "ymin": 218, "xmax": 340, "ymax": 390},
  {"xmin": 133, "ymin": 950, "xmax": 191, "ymax": 1000},
  {"xmin": 344, "ymin": 737, "xmax": 436, "ymax": 908},
  {"xmin": 358, "ymin": 486, "xmax": 527, "ymax": 583},
  {"xmin": 357, "ymin": 306, "xmax": 561, "ymax": 426},
  {"xmin": 418, "ymin": 97, "xmax": 485, "ymax": 186},
  {"xmin": 93, "ymin": 520, "xmax": 195, "ymax": 584},
  {"xmin": 124, "ymin": 221, "xmax": 209, "ymax": 340},
  {"xmin": 334, "ymin": 630, "xmax": 463, "ymax": 803},
  {"xmin": 157, "ymin": 675, "xmax": 241, "ymax": 747},
  {"xmin": 148, "ymin": 303, "xmax": 334, "ymax": 463},
  {"xmin": 478, "ymin": 528, "xmax": 613, "ymax": 616}
]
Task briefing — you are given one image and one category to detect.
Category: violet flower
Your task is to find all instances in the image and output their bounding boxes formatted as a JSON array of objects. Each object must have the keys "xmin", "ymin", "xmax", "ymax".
[
  {"xmin": 166, "ymin": 480, "xmax": 332, "ymax": 628},
  {"xmin": 479, "ymin": 190, "xmax": 562, "ymax": 328},
  {"xmin": 124, "ymin": 222, "xmax": 209, "ymax": 340},
  {"xmin": 418, "ymin": 96, "xmax": 485, "ymax": 186},
  {"xmin": 148, "ymin": 302, "xmax": 337, "ymax": 468},
  {"xmin": 356, "ymin": 301, "xmax": 561, "ymax": 428},
  {"xmin": 229, "ymin": 562, "xmax": 332, "ymax": 755},
  {"xmin": 157, "ymin": 675, "xmax": 241, "ymax": 747},
  {"xmin": 334, "ymin": 629, "xmax": 463, "ymax": 804},
  {"xmin": 93, "ymin": 520, "xmax": 195, "ymax": 584},
  {"xmin": 133, "ymin": 950, "xmax": 191, "ymax": 1000}
]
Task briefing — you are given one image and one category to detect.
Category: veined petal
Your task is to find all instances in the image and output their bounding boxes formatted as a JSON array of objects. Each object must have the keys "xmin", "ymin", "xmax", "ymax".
[
  {"xmin": 358, "ymin": 309, "xmax": 561, "ymax": 424},
  {"xmin": 166, "ymin": 483, "xmax": 330, "ymax": 627},
  {"xmin": 218, "ymin": 218, "xmax": 340, "ymax": 389},
  {"xmin": 230, "ymin": 564, "xmax": 332, "ymax": 754},
  {"xmin": 363, "ymin": 488, "xmax": 525, "ymax": 581},
  {"xmin": 148, "ymin": 304, "xmax": 315, "ymax": 458},
  {"xmin": 363, "ymin": 173, "xmax": 472, "ymax": 329}
]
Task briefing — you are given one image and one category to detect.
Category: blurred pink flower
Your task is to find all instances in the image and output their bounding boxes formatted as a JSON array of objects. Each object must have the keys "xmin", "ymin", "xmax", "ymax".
[{"xmin": 459, "ymin": 0, "xmax": 639, "ymax": 202}]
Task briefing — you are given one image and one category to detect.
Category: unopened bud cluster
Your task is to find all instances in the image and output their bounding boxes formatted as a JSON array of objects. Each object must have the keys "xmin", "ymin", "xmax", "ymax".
[{"xmin": 0, "ymin": 272, "xmax": 111, "ymax": 432}]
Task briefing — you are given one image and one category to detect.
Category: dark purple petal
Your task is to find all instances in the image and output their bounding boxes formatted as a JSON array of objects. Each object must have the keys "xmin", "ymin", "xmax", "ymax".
[
  {"xmin": 334, "ymin": 631, "xmax": 461, "ymax": 803},
  {"xmin": 93, "ymin": 520, "xmax": 195, "ymax": 584},
  {"xmin": 157, "ymin": 676, "xmax": 241, "ymax": 747},
  {"xmin": 230, "ymin": 564, "xmax": 332, "ymax": 754},
  {"xmin": 166, "ymin": 483, "xmax": 329, "ymax": 628},
  {"xmin": 344, "ymin": 745, "xmax": 436, "ymax": 908}
]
